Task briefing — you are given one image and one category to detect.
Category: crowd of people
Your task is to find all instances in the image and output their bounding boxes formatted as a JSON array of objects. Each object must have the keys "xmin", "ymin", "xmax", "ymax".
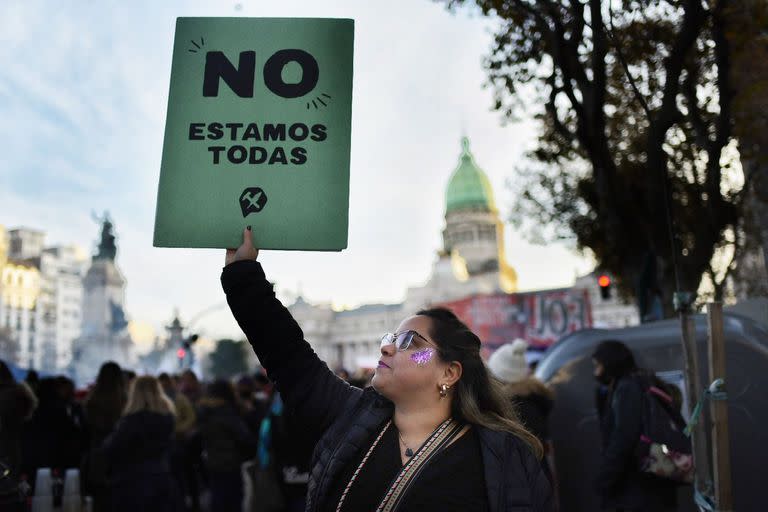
[
  {"xmin": 0, "ymin": 339, "xmax": 560, "ymax": 512},
  {"xmin": 0, "ymin": 360, "xmax": 314, "ymax": 512},
  {"xmin": 0, "ymin": 225, "xmax": 689, "ymax": 512},
  {"xmin": 0, "ymin": 333, "xmax": 688, "ymax": 512}
]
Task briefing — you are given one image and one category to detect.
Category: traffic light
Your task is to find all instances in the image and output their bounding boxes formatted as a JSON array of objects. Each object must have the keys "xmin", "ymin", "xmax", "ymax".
[
  {"xmin": 177, "ymin": 348, "xmax": 186, "ymax": 360},
  {"xmin": 598, "ymin": 274, "xmax": 612, "ymax": 300}
]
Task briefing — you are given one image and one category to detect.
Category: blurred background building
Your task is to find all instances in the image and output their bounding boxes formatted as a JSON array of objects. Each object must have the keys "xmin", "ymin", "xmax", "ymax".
[{"xmin": 290, "ymin": 138, "xmax": 638, "ymax": 370}]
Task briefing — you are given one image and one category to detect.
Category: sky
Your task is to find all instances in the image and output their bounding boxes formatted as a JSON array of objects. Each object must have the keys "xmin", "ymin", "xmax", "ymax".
[{"xmin": 0, "ymin": 0, "xmax": 594, "ymax": 347}]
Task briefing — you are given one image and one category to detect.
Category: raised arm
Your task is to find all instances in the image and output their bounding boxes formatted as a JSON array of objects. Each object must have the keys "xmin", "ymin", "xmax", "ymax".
[{"xmin": 220, "ymin": 227, "xmax": 361, "ymax": 443}]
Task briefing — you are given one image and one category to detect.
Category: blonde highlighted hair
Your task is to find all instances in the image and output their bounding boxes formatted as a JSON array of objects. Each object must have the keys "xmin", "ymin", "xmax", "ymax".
[
  {"xmin": 123, "ymin": 375, "xmax": 176, "ymax": 417},
  {"xmin": 416, "ymin": 308, "xmax": 543, "ymax": 458}
]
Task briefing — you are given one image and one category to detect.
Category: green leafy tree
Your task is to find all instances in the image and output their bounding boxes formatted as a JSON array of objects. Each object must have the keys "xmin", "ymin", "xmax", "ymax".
[
  {"xmin": 442, "ymin": 0, "xmax": 745, "ymax": 313},
  {"xmin": 208, "ymin": 338, "xmax": 249, "ymax": 379}
]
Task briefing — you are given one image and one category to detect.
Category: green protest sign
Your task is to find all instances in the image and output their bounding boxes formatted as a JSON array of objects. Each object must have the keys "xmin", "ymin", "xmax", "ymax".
[{"xmin": 153, "ymin": 17, "xmax": 354, "ymax": 250}]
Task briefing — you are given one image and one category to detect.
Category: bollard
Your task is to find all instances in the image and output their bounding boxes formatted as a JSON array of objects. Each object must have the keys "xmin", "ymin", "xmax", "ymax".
[
  {"xmin": 62, "ymin": 495, "xmax": 82, "ymax": 512},
  {"xmin": 63, "ymin": 468, "xmax": 81, "ymax": 497},
  {"xmin": 34, "ymin": 468, "xmax": 53, "ymax": 496},
  {"xmin": 30, "ymin": 495, "xmax": 54, "ymax": 512}
]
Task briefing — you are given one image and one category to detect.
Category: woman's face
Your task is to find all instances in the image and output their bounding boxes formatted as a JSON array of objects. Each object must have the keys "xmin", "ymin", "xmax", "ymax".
[
  {"xmin": 592, "ymin": 358, "xmax": 604, "ymax": 379},
  {"xmin": 592, "ymin": 358, "xmax": 611, "ymax": 385},
  {"xmin": 371, "ymin": 315, "xmax": 449, "ymax": 402}
]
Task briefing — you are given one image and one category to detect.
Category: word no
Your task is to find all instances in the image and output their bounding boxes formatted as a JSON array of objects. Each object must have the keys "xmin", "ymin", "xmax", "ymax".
[{"xmin": 203, "ymin": 50, "xmax": 318, "ymax": 99}]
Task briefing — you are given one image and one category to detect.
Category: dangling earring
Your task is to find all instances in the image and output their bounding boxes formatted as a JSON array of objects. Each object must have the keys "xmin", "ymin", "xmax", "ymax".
[{"xmin": 439, "ymin": 383, "xmax": 450, "ymax": 398}]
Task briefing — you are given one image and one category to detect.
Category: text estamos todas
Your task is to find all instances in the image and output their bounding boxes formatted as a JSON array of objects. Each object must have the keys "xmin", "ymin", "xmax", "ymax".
[{"xmin": 188, "ymin": 122, "xmax": 328, "ymax": 166}]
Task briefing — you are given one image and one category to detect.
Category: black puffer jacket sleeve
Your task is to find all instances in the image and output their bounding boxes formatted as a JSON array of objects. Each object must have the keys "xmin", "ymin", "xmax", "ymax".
[
  {"xmin": 221, "ymin": 260, "xmax": 361, "ymax": 446},
  {"xmin": 514, "ymin": 438, "xmax": 555, "ymax": 512},
  {"xmin": 596, "ymin": 377, "xmax": 643, "ymax": 492}
]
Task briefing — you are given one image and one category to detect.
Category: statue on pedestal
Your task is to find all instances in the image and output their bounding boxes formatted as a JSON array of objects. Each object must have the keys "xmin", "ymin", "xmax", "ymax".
[{"xmin": 92, "ymin": 211, "xmax": 117, "ymax": 261}]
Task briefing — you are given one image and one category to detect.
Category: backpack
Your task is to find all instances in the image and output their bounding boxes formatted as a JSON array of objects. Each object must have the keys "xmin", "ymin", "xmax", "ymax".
[{"xmin": 635, "ymin": 376, "xmax": 694, "ymax": 484}]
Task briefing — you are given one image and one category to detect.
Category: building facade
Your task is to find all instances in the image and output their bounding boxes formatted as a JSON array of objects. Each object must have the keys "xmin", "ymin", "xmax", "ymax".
[
  {"xmin": 0, "ymin": 255, "xmax": 41, "ymax": 368},
  {"xmin": 289, "ymin": 138, "xmax": 526, "ymax": 370},
  {"xmin": 36, "ymin": 246, "xmax": 89, "ymax": 372},
  {"xmin": 572, "ymin": 273, "xmax": 640, "ymax": 328},
  {"xmin": 0, "ymin": 226, "xmax": 89, "ymax": 372},
  {"xmin": 287, "ymin": 138, "xmax": 639, "ymax": 371}
]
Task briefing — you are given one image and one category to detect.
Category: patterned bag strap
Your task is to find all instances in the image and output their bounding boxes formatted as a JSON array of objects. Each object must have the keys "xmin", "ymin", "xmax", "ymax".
[{"xmin": 375, "ymin": 418, "xmax": 464, "ymax": 512}]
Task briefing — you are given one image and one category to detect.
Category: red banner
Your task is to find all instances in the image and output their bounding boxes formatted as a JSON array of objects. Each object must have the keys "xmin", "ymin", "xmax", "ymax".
[{"xmin": 437, "ymin": 288, "xmax": 592, "ymax": 354}]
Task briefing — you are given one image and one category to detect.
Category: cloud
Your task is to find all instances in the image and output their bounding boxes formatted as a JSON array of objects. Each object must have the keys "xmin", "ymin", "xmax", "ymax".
[{"xmin": 1, "ymin": 0, "xmax": 591, "ymax": 341}]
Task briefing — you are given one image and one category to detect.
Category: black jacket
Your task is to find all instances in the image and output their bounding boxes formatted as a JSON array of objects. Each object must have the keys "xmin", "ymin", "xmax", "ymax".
[
  {"xmin": 503, "ymin": 379, "xmax": 554, "ymax": 445},
  {"xmin": 103, "ymin": 411, "xmax": 175, "ymax": 477},
  {"xmin": 596, "ymin": 376, "xmax": 676, "ymax": 510},
  {"xmin": 102, "ymin": 411, "xmax": 179, "ymax": 512},
  {"xmin": 0, "ymin": 382, "xmax": 37, "ymax": 480},
  {"xmin": 197, "ymin": 401, "xmax": 257, "ymax": 473},
  {"xmin": 222, "ymin": 260, "xmax": 554, "ymax": 512}
]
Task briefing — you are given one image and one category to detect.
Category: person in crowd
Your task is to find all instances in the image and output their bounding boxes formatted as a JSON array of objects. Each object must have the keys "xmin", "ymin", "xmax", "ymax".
[
  {"xmin": 22, "ymin": 376, "xmax": 87, "ymax": 487},
  {"xmin": 221, "ymin": 227, "xmax": 553, "ymax": 511},
  {"xmin": 122, "ymin": 370, "xmax": 136, "ymax": 387},
  {"xmin": 0, "ymin": 361, "xmax": 37, "ymax": 512},
  {"xmin": 263, "ymin": 392, "xmax": 312, "ymax": 512},
  {"xmin": 103, "ymin": 375, "xmax": 180, "ymax": 512},
  {"xmin": 236, "ymin": 375, "xmax": 256, "ymax": 409},
  {"xmin": 237, "ymin": 374, "xmax": 270, "ymax": 438},
  {"xmin": 21, "ymin": 377, "xmax": 57, "ymax": 476},
  {"xmin": 197, "ymin": 379, "xmax": 257, "ymax": 512},
  {"xmin": 55, "ymin": 376, "xmax": 88, "ymax": 470},
  {"xmin": 348, "ymin": 368, "xmax": 375, "ymax": 389},
  {"xmin": 334, "ymin": 368, "xmax": 350, "ymax": 382},
  {"xmin": 252, "ymin": 371, "xmax": 273, "ymax": 414},
  {"xmin": 158, "ymin": 373, "xmax": 197, "ymax": 510},
  {"xmin": 179, "ymin": 369, "xmax": 202, "ymax": 405},
  {"xmin": 82, "ymin": 361, "xmax": 127, "ymax": 512},
  {"xmin": 24, "ymin": 369, "xmax": 39, "ymax": 397},
  {"xmin": 159, "ymin": 373, "xmax": 196, "ymax": 438},
  {"xmin": 592, "ymin": 340, "xmax": 677, "ymax": 512},
  {"xmin": 488, "ymin": 340, "xmax": 554, "ymax": 448},
  {"xmin": 177, "ymin": 370, "xmax": 205, "ymax": 511}
]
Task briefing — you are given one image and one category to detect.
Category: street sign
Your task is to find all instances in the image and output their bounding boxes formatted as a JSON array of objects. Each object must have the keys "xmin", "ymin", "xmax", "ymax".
[{"xmin": 153, "ymin": 17, "xmax": 354, "ymax": 250}]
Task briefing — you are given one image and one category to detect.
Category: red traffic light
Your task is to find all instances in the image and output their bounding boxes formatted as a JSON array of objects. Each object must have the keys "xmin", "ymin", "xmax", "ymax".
[
  {"xmin": 598, "ymin": 275, "xmax": 611, "ymax": 288},
  {"xmin": 177, "ymin": 348, "xmax": 186, "ymax": 359}
]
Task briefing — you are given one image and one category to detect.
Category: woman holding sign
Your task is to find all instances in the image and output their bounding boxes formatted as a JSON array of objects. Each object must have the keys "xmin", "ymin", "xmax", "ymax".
[{"xmin": 222, "ymin": 227, "xmax": 553, "ymax": 511}]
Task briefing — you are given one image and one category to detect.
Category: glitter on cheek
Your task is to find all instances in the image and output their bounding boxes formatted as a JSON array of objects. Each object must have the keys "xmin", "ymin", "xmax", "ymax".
[{"xmin": 410, "ymin": 348, "xmax": 435, "ymax": 367}]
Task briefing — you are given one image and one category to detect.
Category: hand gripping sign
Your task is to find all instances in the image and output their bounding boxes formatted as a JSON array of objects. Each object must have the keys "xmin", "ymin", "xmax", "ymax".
[{"xmin": 153, "ymin": 18, "xmax": 354, "ymax": 251}]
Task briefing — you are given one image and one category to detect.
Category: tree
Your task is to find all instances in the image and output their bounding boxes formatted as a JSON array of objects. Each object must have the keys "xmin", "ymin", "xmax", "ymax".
[
  {"xmin": 724, "ymin": 0, "xmax": 768, "ymax": 295},
  {"xmin": 442, "ymin": 0, "xmax": 744, "ymax": 312},
  {"xmin": 208, "ymin": 338, "xmax": 249, "ymax": 379}
]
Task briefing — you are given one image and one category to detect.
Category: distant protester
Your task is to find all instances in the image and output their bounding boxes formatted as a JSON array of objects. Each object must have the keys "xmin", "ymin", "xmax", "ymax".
[
  {"xmin": 158, "ymin": 373, "xmax": 197, "ymax": 508},
  {"xmin": 103, "ymin": 375, "xmax": 180, "ymax": 512},
  {"xmin": 0, "ymin": 360, "xmax": 37, "ymax": 512},
  {"xmin": 592, "ymin": 340, "xmax": 678, "ymax": 512},
  {"xmin": 179, "ymin": 369, "xmax": 202, "ymax": 405},
  {"xmin": 197, "ymin": 379, "xmax": 257, "ymax": 512},
  {"xmin": 82, "ymin": 361, "xmax": 127, "ymax": 512},
  {"xmin": 158, "ymin": 373, "xmax": 196, "ymax": 437},
  {"xmin": 21, "ymin": 375, "xmax": 86, "ymax": 484},
  {"xmin": 488, "ymin": 340, "xmax": 554, "ymax": 447}
]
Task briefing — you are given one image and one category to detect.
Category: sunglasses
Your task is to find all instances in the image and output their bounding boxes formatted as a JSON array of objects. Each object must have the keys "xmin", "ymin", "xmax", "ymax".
[{"xmin": 380, "ymin": 330, "xmax": 434, "ymax": 352}]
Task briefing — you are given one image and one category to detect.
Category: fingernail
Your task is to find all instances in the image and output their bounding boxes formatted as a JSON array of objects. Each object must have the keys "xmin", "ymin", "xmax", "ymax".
[{"xmin": 246, "ymin": 225, "xmax": 252, "ymax": 231}]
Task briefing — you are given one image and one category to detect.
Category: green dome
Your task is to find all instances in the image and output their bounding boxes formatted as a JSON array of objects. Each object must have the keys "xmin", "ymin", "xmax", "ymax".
[{"xmin": 445, "ymin": 137, "xmax": 497, "ymax": 214}]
